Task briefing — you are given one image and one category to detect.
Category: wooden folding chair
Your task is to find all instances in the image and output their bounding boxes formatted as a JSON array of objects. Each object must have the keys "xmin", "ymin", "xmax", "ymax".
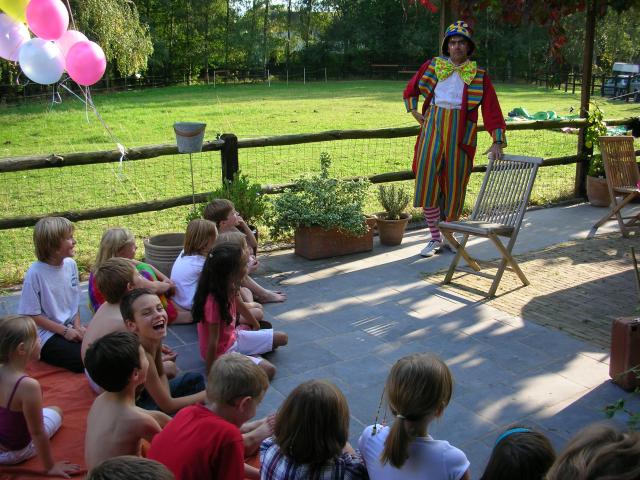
[
  {"xmin": 440, "ymin": 154, "xmax": 543, "ymax": 297},
  {"xmin": 589, "ymin": 136, "xmax": 640, "ymax": 238}
]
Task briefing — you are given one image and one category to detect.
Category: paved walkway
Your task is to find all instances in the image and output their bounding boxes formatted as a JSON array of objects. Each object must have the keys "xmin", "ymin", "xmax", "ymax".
[{"xmin": 1, "ymin": 202, "xmax": 638, "ymax": 479}]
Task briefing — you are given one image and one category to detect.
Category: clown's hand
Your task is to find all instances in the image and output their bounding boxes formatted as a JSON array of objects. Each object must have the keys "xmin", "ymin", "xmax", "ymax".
[
  {"xmin": 483, "ymin": 142, "xmax": 504, "ymax": 160},
  {"xmin": 410, "ymin": 109, "xmax": 424, "ymax": 125}
]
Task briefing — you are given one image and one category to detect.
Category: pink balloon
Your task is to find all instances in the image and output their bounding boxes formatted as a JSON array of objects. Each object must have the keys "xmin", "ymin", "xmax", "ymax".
[
  {"xmin": 55, "ymin": 29, "xmax": 87, "ymax": 58},
  {"xmin": 26, "ymin": 0, "xmax": 69, "ymax": 41},
  {"xmin": 66, "ymin": 40, "xmax": 106, "ymax": 86},
  {"xmin": 0, "ymin": 13, "xmax": 30, "ymax": 61}
]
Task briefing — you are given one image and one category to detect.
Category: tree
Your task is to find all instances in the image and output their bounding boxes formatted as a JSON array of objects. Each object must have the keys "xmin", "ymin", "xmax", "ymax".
[{"xmin": 72, "ymin": 0, "xmax": 153, "ymax": 76}]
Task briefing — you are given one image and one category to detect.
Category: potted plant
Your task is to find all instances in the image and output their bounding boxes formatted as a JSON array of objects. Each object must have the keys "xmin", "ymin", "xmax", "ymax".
[
  {"xmin": 268, "ymin": 152, "xmax": 373, "ymax": 259},
  {"xmin": 584, "ymin": 106, "xmax": 610, "ymax": 207},
  {"xmin": 375, "ymin": 184, "xmax": 411, "ymax": 246}
]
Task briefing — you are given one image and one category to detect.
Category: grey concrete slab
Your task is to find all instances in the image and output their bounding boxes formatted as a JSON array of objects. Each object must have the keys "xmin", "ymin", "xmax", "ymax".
[{"xmin": 2, "ymin": 202, "xmax": 638, "ymax": 480}]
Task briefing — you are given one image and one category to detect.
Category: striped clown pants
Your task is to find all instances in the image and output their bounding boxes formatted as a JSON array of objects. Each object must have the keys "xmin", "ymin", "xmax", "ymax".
[{"xmin": 413, "ymin": 105, "xmax": 473, "ymax": 221}]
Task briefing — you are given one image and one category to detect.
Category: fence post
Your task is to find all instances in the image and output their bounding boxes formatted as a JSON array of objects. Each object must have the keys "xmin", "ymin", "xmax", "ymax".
[
  {"xmin": 304, "ymin": 67, "xmax": 306, "ymax": 85},
  {"xmin": 572, "ymin": 73, "xmax": 576, "ymax": 94},
  {"xmin": 220, "ymin": 134, "xmax": 239, "ymax": 184},
  {"xmin": 286, "ymin": 69, "xmax": 289, "ymax": 85},
  {"xmin": 324, "ymin": 67, "xmax": 327, "ymax": 82}
]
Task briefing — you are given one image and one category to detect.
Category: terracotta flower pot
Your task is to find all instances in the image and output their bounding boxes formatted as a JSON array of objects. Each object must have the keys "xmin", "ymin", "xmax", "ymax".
[
  {"xmin": 294, "ymin": 226, "xmax": 373, "ymax": 260},
  {"xmin": 586, "ymin": 176, "xmax": 610, "ymax": 207},
  {"xmin": 375, "ymin": 212, "xmax": 410, "ymax": 246}
]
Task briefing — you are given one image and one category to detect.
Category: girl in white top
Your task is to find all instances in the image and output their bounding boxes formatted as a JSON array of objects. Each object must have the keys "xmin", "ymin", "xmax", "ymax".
[
  {"xmin": 358, "ymin": 353, "xmax": 470, "ymax": 480},
  {"xmin": 170, "ymin": 219, "xmax": 218, "ymax": 316}
]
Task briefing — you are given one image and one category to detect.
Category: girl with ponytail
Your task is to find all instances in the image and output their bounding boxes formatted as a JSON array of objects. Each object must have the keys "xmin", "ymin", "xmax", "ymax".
[{"xmin": 358, "ymin": 353, "xmax": 470, "ymax": 480}]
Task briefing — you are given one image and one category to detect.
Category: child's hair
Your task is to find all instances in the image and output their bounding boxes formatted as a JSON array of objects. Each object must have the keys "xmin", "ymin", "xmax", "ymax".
[
  {"xmin": 95, "ymin": 258, "xmax": 137, "ymax": 304},
  {"xmin": 87, "ymin": 455, "xmax": 175, "ymax": 480},
  {"xmin": 215, "ymin": 230, "xmax": 247, "ymax": 249},
  {"xmin": 192, "ymin": 243, "xmax": 246, "ymax": 326},
  {"xmin": 546, "ymin": 423, "xmax": 640, "ymax": 480},
  {"xmin": 84, "ymin": 331, "xmax": 141, "ymax": 392},
  {"xmin": 0, "ymin": 315, "xmax": 38, "ymax": 363},
  {"xmin": 33, "ymin": 216, "xmax": 74, "ymax": 262},
  {"xmin": 274, "ymin": 380, "xmax": 349, "ymax": 471},
  {"xmin": 206, "ymin": 352, "xmax": 268, "ymax": 405},
  {"xmin": 183, "ymin": 219, "xmax": 218, "ymax": 256},
  {"xmin": 480, "ymin": 426, "xmax": 555, "ymax": 480},
  {"xmin": 202, "ymin": 198, "xmax": 234, "ymax": 226},
  {"xmin": 381, "ymin": 353, "xmax": 453, "ymax": 469},
  {"xmin": 93, "ymin": 228, "xmax": 135, "ymax": 271},
  {"xmin": 119, "ymin": 288, "xmax": 154, "ymax": 323}
]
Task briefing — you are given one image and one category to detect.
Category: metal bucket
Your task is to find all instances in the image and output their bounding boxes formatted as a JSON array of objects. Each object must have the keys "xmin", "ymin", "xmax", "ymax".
[{"xmin": 174, "ymin": 122, "xmax": 206, "ymax": 153}]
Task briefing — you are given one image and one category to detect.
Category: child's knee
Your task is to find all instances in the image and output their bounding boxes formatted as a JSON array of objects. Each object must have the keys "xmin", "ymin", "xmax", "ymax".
[
  {"xmin": 252, "ymin": 308, "xmax": 264, "ymax": 322},
  {"xmin": 260, "ymin": 361, "xmax": 276, "ymax": 380}
]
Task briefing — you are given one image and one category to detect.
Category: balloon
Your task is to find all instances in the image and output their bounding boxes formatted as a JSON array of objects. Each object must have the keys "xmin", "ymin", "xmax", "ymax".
[
  {"xmin": 26, "ymin": 0, "xmax": 69, "ymax": 41},
  {"xmin": 66, "ymin": 40, "xmax": 106, "ymax": 86},
  {"xmin": 55, "ymin": 29, "xmax": 86, "ymax": 58},
  {"xmin": 18, "ymin": 38, "xmax": 64, "ymax": 84},
  {"xmin": 0, "ymin": 0, "xmax": 29, "ymax": 23},
  {"xmin": 0, "ymin": 13, "xmax": 30, "ymax": 61}
]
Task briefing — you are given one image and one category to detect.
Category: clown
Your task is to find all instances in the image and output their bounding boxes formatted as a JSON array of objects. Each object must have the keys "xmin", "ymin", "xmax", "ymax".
[{"xmin": 404, "ymin": 20, "xmax": 507, "ymax": 257}]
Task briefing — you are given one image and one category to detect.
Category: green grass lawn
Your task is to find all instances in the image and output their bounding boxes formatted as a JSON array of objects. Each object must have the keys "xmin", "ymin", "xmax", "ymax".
[{"xmin": 0, "ymin": 80, "xmax": 638, "ymax": 287}]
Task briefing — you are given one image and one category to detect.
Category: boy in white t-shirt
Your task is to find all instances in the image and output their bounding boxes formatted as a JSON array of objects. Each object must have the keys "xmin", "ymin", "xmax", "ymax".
[{"xmin": 18, "ymin": 217, "xmax": 84, "ymax": 373}]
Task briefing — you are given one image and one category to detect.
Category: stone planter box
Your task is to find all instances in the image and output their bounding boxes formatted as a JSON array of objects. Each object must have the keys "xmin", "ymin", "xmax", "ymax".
[
  {"xmin": 586, "ymin": 175, "xmax": 610, "ymax": 207},
  {"xmin": 294, "ymin": 226, "xmax": 373, "ymax": 260}
]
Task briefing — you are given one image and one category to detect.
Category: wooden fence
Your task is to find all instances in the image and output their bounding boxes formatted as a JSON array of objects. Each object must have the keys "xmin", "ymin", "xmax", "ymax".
[{"xmin": 0, "ymin": 117, "xmax": 637, "ymax": 232}]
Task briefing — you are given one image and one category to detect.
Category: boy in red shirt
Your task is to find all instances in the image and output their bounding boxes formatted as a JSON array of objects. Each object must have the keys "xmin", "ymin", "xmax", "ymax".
[{"xmin": 147, "ymin": 353, "xmax": 269, "ymax": 480}]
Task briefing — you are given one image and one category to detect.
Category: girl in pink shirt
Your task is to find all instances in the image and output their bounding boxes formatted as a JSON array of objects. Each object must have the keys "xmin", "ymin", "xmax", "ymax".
[{"xmin": 192, "ymin": 243, "xmax": 287, "ymax": 380}]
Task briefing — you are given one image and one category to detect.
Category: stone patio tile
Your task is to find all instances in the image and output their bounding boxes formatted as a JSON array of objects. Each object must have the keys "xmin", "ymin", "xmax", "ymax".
[
  {"xmin": 270, "ymin": 366, "xmax": 352, "ymax": 399},
  {"xmin": 573, "ymin": 379, "xmax": 640, "ymax": 415},
  {"xmin": 264, "ymin": 341, "xmax": 340, "ymax": 378},
  {"xmin": 172, "ymin": 343, "xmax": 205, "ymax": 372},
  {"xmin": 417, "ymin": 331, "xmax": 494, "ymax": 363},
  {"xmin": 255, "ymin": 386, "xmax": 286, "ymax": 420},
  {"xmin": 372, "ymin": 339, "xmax": 433, "ymax": 365},
  {"xmin": 535, "ymin": 354, "xmax": 610, "ymax": 389},
  {"xmin": 397, "ymin": 287, "xmax": 469, "ymax": 315},
  {"xmin": 348, "ymin": 416, "xmax": 367, "ymax": 448},
  {"xmin": 510, "ymin": 372, "xmax": 588, "ymax": 413},
  {"xmin": 479, "ymin": 340, "xmax": 566, "ymax": 376},
  {"xmin": 455, "ymin": 382, "xmax": 531, "ymax": 426},
  {"xmin": 169, "ymin": 323, "xmax": 200, "ymax": 345},
  {"xmin": 271, "ymin": 318, "xmax": 332, "ymax": 344},
  {"xmin": 305, "ymin": 303, "xmax": 381, "ymax": 334},
  {"xmin": 163, "ymin": 328, "xmax": 185, "ymax": 348},
  {"xmin": 523, "ymin": 331, "xmax": 604, "ymax": 359},
  {"xmin": 316, "ymin": 330, "xmax": 386, "ymax": 361},
  {"xmin": 430, "ymin": 401, "xmax": 498, "ymax": 447},
  {"xmin": 321, "ymin": 356, "xmax": 390, "ymax": 392}
]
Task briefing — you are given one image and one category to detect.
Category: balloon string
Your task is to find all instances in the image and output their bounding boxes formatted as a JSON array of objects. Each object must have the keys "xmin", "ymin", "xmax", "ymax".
[{"xmin": 64, "ymin": 0, "xmax": 77, "ymax": 31}]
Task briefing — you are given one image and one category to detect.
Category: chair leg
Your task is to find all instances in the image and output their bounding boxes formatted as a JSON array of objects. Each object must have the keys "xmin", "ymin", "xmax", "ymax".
[
  {"xmin": 442, "ymin": 233, "xmax": 476, "ymax": 284},
  {"xmin": 489, "ymin": 233, "xmax": 529, "ymax": 286},
  {"xmin": 441, "ymin": 231, "xmax": 481, "ymax": 271}
]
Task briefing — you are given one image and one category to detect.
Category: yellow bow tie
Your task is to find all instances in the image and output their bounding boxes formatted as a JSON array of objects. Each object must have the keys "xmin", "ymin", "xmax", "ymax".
[{"xmin": 434, "ymin": 57, "xmax": 477, "ymax": 85}]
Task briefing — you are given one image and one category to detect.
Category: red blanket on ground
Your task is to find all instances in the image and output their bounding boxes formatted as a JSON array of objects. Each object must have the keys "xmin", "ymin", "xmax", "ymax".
[
  {"xmin": 0, "ymin": 362, "xmax": 94, "ymax": 479},
  {"xmin": 0, "ymin": 362, "xmax": 261, "ymax": 479}
]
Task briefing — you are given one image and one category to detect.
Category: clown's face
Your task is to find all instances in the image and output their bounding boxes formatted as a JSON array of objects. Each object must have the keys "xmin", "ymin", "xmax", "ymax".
[{"xmin": 448, "ymin": 35, "xmax": 470, "ymax": 65}]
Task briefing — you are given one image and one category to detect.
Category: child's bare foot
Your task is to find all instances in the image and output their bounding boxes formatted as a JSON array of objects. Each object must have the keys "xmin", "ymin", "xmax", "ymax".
[
  {"xmin": 242, "ymin": 415, "xmax": 275, "ymax": 456},
  {"xmin": 257, "ymin": 290, "xmax": 287, "ymax": 303}
]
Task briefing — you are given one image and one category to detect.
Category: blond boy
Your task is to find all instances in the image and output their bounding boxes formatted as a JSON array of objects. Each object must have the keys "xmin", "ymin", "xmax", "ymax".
[
  {"xmin": 18, "ymin": 217, "xmax": 84, "ymax": 373},
  {"xmin": 84, "ymin": 331, "xmax": 170, "ymax": 469},
  {"xmin": 148, "ymin": 353, "xmax": 269, "ymax": 480}
]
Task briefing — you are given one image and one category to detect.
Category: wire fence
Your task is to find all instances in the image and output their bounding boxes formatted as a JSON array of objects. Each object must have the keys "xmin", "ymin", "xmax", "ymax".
[{"xmin": 0, "ymin": 121, "xmax": 637, "ymax": 287}]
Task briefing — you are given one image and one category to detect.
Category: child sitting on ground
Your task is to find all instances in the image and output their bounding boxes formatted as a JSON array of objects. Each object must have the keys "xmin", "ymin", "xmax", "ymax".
[
  {"xmin": 84, "ymin": 331, "xmax": 170, "ymax": 469},
  {"xmin": 18, "ymin": 216, "xmax": 85, "ymax": 373},
  {"xmin": 170, "ymin": 219, "xmax": 218, "ymax": 321},
  {"xmin": 81, "ymin": 258, "xmax": 178, "ymax": 393},
  {"xmin": 203, "ymin": 199, "xmax": 286, "ymax": 303},
  {"xmin": 479, "ymin": 426, "xmax": 555, "ymax": 480},
  {"xmin": 89, "ymin": 227, "xmax": 189, "ymax": 324},
  {"xmin": 148, "ymin": 353, "xmax": 269, "ymax": 480},
  {"xmin": 0, "ymin": 315, "xmax": 78, "ymax": 477},
  {"xmin": 359, "ymin": 353, "xmax": 470, "ymax": 480},
  {"xmin": 192, "ymin": 243, "xmax": 288, "ymax": 379},
  {"xmin": 88, "ymin": 456, "xmax": 175, "ymax": 480},
  {"xmin": 216, "ymin": 231, "xmax": 266, "ymax": 327},
  {"xmin": 260, "ymin": 379, "xmax": 367, "ymax": 479},
  {"xmin": 546, "ymin": 423, "xmax": 640, "ymax": 479},
  {"xmin": 121, "ymin": 289, "xmax": 206, "ymax": 414}
]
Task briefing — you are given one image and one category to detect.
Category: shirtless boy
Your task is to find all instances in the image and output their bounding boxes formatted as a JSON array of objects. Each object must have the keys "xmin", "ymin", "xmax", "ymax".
[
  {"xmin": 81, "ymin": 258, "xmax": 177, "ymax": 393},
  {"xmin": 84, "ymin": 331, "xmax": 170, "ymax": 469}
]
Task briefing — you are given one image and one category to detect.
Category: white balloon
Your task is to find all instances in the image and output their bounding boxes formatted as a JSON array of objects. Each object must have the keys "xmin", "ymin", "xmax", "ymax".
[
  {"xmin": 18, "ymin": 37, "xmax": 64, "ymax": 85},
  {"xmin": 0, "ymin": 13, "xmax": 30, "ymax": 61}
]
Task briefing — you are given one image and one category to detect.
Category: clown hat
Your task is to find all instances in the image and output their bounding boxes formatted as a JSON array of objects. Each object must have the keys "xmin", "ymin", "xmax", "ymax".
[{"xmin": 441, "ymin": 20, "xmax": 475, "ymax": 56}]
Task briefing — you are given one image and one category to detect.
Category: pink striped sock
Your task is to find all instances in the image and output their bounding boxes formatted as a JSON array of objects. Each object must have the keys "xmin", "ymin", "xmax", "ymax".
[{"xmin": 423, "ymin": 207, "xmax": 441, "ymax": 242}]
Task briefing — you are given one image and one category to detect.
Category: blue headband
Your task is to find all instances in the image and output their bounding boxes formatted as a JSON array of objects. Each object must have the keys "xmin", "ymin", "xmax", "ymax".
[{"xmin": 495, "ymin": 428, "xmax": 532, "ymax": 446}]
